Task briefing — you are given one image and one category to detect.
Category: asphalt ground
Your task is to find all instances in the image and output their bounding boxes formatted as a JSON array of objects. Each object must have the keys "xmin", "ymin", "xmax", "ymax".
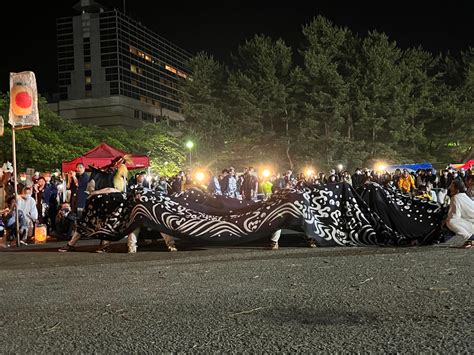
[{"xmin": 0, "ymin": 235, "xmax": 472, "ymax": 353}]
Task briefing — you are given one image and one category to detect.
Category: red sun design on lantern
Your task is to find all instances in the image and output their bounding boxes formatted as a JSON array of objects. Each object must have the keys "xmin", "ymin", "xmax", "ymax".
[
  {"xmin": 11, "ymin": 85, "xmax": 34, "ymax": 116},
  {"xmin": 15, "ymin": 91, "xmax": 32, "ymax": 109}
]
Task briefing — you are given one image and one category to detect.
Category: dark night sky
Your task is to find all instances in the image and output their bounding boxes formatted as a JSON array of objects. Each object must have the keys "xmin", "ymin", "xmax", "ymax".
[{"xmin": 0, "ymin": 0, "xmax": 472, "ymax": 95}]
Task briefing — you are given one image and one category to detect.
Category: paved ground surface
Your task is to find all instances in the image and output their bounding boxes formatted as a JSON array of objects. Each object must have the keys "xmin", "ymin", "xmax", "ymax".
[{"xmin": 0, "ymin": 235, "xmax": 472, "ymax": 353}]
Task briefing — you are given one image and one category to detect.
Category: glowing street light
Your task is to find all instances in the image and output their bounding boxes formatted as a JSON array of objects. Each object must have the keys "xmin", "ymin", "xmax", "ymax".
[
  {"xmin": 185, "ymin": 141, "xmax": 194, "ymax": 170},
  {"xmin": 337, "ymin": 164, "xmax": 344, "ymax": 171}
]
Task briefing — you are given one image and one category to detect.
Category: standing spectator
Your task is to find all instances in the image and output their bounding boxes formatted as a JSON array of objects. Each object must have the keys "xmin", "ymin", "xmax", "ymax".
[
  {"xmin": 328, "ymin": 169, "xmax": 340, "ymax": 183},
  {"xmin": 392, "ymin": 169, "xmax": 402, "ymax": 188},
  {"xmin": 34, "ymin": 174, "xmax": 58, "ymax": 234},
  {"xmin": 272, "ymin": 173, "xmax": 286, "ymax": 193},
  {"xmin": 425, "ymin": 168, "xmax": 437, "ymax": 187},
  {"xmin": 225, "ymin": 167, "xmax": 238, "ymax": 198},
  {"xmin": 16, "ymin": 186, "xmax": 38, "ymax": 241},
  {"xmin": 241, "ymin": 167, "xmax": 258, "ymax": 200},
  {"xmin": 208, "ymin": 173, "xmax": 222, "ymax": 196},
  {"xmin": 156, "ymin": 176, "xmax": 170, "ymax": 194},
  {"xmin": 220, "ymin": 169, "xmax": 230, "ymax": 195},
  {"xmin": 351, "ymin": 168, "xmax": 364, "ymax": 190},
  {"xmin": 415, "ymin": 169, "xmax": 426, "ymax": 188},
  {"xmin": 236, "ymin": 173, "xmax": 245, "ymax": 197},
  {"xmin": 171, "ymin": 171, "xmax": 185, "ymax": 194},
  {"xmin": 341, "ymin": 171, "xmax": 352, "ymax": 185},
  {"xmin": 284, "ymin": 170, "xmax": 294, "ymax": 188},
  {"xmin": 438, "ymin": 169, "xmax": 452, "ymax": 204},
  {"xmin": 261, "ymin": 178, "xmax": 273, "ymax": 200},
  {"xmin": 68, "ymin": 163, "xmax": 90, "ymax": 218}
]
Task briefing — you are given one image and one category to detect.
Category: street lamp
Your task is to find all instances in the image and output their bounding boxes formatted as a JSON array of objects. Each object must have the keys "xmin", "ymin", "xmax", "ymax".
[{"xmin": 186, "ymin": 141, "xmax": 194, "ymax": 170}]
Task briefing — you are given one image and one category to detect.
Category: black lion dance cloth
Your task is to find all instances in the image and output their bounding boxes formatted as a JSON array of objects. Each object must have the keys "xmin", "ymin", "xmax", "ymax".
[{"xmin": 76, "ymin": 182, "xmax": 444, "ymax": 247}]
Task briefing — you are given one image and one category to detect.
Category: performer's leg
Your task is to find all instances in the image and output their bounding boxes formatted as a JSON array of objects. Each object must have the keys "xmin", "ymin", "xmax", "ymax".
[
  {"xmin": 161, "ymin": 232, "xmax": 177, "ymax": 252},
  {"xmin": 58, "ymin": 230, "xmax": 81, "ymax": 252},
  {"xmin": 307, "ymin": 237, "xmax": 317, "ymax": 248},
  {"xmin": 127, "ymin": 229, "xmax": 139, "ymax": 253},
  {"xmin": 95, "ymin": 239, "xmax": 111, "ymax": 253},
  {"xmin": 446, "ymin": 218, "xmax": 474, "ymax": 244},
  {"xmin": 270, "ymin": 229, "xmax": 281, "ymax": 250}
]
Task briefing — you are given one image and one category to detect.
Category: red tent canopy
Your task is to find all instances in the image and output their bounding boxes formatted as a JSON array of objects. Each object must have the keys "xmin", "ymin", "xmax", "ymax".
[
  {"xmin": 450, "ymin": 159, "xmax": 474, "ymax": 170},
  {"xmin": 61, "ymin": 143, "xmax": 150, "ymax": 173}
]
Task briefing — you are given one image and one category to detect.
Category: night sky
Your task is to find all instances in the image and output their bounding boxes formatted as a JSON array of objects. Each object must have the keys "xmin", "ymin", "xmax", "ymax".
[{"xmin": 0, "ymin": 0, "xmax": 472, "ymax": 95}]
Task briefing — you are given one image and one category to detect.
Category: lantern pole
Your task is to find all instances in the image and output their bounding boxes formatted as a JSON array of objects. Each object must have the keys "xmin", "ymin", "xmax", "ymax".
[{"xmin": 11, "ymin": 126, "xmax": 20, "ymax": 247}]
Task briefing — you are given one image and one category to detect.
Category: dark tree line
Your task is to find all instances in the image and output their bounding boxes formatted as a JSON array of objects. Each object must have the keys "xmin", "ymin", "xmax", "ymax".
[{"xmin": 181, "ymin": 16, "xmax": 473, "ymax": 172}]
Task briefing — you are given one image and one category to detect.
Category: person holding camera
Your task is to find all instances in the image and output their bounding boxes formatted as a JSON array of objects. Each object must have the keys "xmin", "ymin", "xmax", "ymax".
[
  {"xmin": 68, "ymin": 163, "xmax": 89, "ymax": 218},
  {"xmin": 51, "ymin": 202, "xmax": 77, "ymax": 241}
]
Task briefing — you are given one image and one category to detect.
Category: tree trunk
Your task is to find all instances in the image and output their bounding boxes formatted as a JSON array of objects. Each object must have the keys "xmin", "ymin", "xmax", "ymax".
[
  {"xmin": 286, "ymin": 140, "xmax": 293, "ymax": 170},
  {"xmin": 347, "ymin": 113, "xmax": 353, "ymax": 140}
]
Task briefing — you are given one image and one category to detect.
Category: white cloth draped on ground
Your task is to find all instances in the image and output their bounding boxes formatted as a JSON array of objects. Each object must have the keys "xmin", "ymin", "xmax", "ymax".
[{"xmin": 76, "ymin": 182, "xmax": 445, "ymax": 247}]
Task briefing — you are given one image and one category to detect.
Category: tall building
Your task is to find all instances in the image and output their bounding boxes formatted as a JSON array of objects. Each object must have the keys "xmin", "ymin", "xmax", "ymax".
[{"xmin": 53, "ymin": 0, "xmax": 191, "ymax": 128}]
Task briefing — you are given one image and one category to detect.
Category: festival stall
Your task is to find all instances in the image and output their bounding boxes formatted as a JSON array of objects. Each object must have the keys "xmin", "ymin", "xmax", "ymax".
[{"xmin": 61, "ymin": 143, "xmax": 149, "ymax": 173}]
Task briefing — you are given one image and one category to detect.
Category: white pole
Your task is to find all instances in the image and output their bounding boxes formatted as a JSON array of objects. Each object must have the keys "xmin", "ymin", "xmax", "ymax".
[{"xmin": 11, "ymin": 127, "xmax": 20, "ymax": 247}]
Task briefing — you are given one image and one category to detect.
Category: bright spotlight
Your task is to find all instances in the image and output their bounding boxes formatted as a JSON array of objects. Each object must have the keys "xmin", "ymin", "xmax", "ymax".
[
  {"xmin": 262, "ymin": 169, "xmax": 271, "ymax": 178},
  {"xmin": 374, "ymin": 163, "xmax": 387, "ymax": 172},
  {"xmin": 186, "ymin": 141, "xmax": 194, "ymax": 149},
  {"xmin": 337, "ymin": 164, "xmax": 343, "ymax": 171},
  {"xmin": 195, "ymin": 171, "xmax": 205, "ymax": 182},
  {"xmin": 305, "ymin": 169, "xmax": 315, "ymax": 177}
]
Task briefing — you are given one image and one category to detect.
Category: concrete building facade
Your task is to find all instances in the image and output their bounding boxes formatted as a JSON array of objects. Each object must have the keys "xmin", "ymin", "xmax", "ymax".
[{"xmin": 54, "ymin": 0, "xmax": 191, "ymax": 128}]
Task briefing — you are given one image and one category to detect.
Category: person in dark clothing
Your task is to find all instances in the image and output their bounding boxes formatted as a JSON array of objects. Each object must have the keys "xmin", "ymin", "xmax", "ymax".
[
  {"xmin": 241, "ymin": 167, "xmax": 258, "ymax": 201},
  {"xmin": 34, "ymin": 175, "xmax": 58, "ymax": 234},
  {"xmin": 351, "ymin": 168, "xmax": 365, "ymax": 190},
  {"xmin": 68, "ymin": 163, "xmax": 90, "ymax": 218},
  {"xmin": 128, "ymin": 171, "xmax": 151, "ymax": 189},
  {"xmin": 424, "ymin": 168, "xmax": 437, "ymax": 187},
  {"xmin": 272, "ymin": 173, "xmax": 286, "ymax": 193},
  {"xmin": 220, "ymin": 169, "xmax": 230, "ymax": 195},
  {"xmin": 170, "ymin": 171, "xmax": 185, "ymax": 194},
  {"xmin": 51, "ymin": 202, "xmax": 77, "ymax": 241}
]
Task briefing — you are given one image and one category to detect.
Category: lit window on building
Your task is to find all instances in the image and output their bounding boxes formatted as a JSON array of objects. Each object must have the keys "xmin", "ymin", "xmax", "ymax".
[
  {"xmin": 177, "ymin": 70, "xmax": 187, "ymax": 79},
  {"xmin": 165, "ymin": 65, "xmax": 177, "ymax": 74},
  {"xmin": 130, "ymin": 64, "xmax": 138, "ymax": 73},
  {"xmin": 85, "ymin": 76, "xmax": 92, "ymax": 83},
  {"xmin": 85, "ymin": 90, "xmax": 92, "ymax": 97},
  {"xmin": 85, "ymin": 62, "xmax": 91, "ymax": 69}
]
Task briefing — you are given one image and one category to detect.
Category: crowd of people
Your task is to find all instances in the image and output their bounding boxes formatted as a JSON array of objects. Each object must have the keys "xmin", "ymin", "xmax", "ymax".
[
  {"xmin": 1, "ymin": 160, "xmax": 473, "ymax": 249},
  {"xmin": 153, "ymin": 165, "xmax": 473, "ymax": 204}
]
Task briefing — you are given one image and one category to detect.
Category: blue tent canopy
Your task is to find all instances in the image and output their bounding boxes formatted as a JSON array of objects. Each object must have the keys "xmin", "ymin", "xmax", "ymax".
[{"xmin": 385, "ymin": 162, "xmax": 433, "ymax": 172}]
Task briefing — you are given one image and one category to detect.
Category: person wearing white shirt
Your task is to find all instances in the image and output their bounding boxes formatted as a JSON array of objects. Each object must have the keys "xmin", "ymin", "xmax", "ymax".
[
  {"xmin": 445, "ymin": 179, "xmax": 474, "ymax": 248},
  {"xmin": 16, "ymin": 186, "xmax": 38, "ymax": 240}
]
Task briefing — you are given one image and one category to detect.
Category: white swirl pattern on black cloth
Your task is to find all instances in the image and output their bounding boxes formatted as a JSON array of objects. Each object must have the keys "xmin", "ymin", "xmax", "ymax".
[{"xmin": 76, "ymin": 183, "xmax": 445, "ymax": 246}]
